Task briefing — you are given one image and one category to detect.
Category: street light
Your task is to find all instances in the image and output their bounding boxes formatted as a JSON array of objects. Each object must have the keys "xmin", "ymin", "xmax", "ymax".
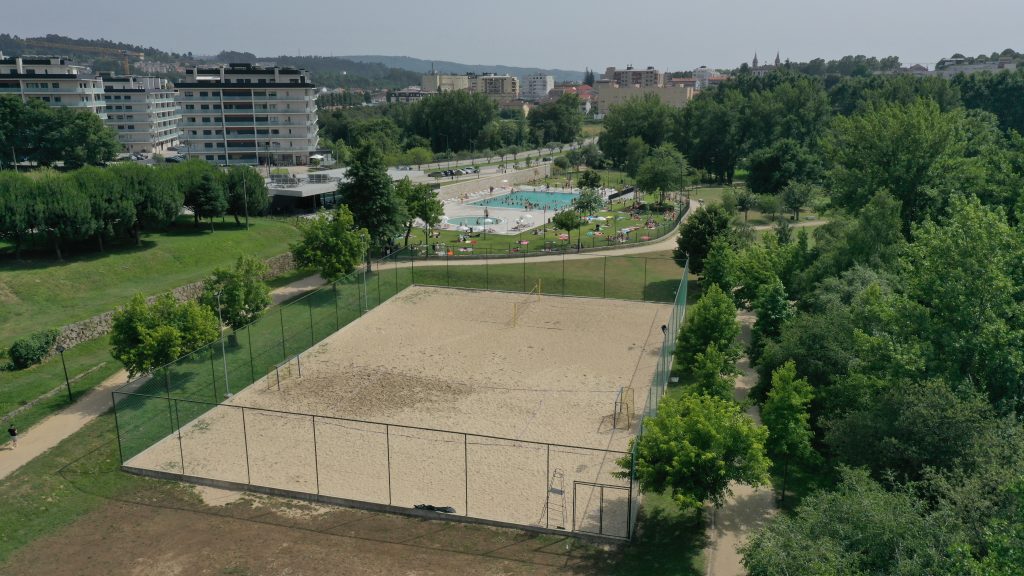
[
  {"xmin": 215, "ymin": 292, "xmax": 231, "ymax": 397},
  {"xmin": 56, "ymin": 345, "xmax": 72, "ymax": 403}
]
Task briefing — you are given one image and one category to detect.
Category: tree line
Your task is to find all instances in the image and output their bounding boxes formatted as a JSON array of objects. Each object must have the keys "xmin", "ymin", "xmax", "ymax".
[
  {"xmin": 599, "ymin": 66, "xmax": 1024, "ymax": 195},
  {"xmin": 0, "ymin": 160, "xmax": 269, "ymax": 260},
  {"xmin": 0, "ymin": 96, "xmax": 121, "ymax": 169},
  {"xmin": 317, "ymin": 91, "xmax": 583, "ymax": 166},
  {"xmin": 651, "ymin": 76, "xmax": 1024, "ymax": 573}
]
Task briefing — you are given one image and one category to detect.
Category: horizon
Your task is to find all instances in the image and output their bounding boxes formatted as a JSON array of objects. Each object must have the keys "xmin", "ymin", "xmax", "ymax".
[{"xmin": 5, "ymin": 0, "xmax": 1023, "ymax": 72}]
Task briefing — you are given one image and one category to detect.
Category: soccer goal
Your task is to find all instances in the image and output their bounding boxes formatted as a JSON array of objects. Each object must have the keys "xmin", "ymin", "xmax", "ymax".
[
  {"xmin": 512, "ymin": 279, "xmax": 543, "ymax": 327},
  {"xmin": 612, "ymin": 386, "xmax": 635, "ymax": 429},
  {"xmin": 267, "ymin": 353, "xmax": 302, "ymax": 391}
]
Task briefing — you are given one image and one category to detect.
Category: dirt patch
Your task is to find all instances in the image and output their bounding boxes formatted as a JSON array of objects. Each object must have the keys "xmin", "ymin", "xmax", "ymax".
[{"xmin": 2, "ymin": 494, "xmax": 592, "ymax": 576}]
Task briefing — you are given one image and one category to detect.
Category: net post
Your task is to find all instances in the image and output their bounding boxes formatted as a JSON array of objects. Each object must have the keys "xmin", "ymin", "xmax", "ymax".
[
  {"xmin": 308, "ymin": 297, "xmax": 315, "ymax": 347},
  {"xmin": 464, "ymin": 433, "xmax": 469, "ymax": 517},
  {"xmin": 112, "ymin": 392, "xmax": 124, "ymax": 465},
  {"xmin": 209, "ymin": 346, "xmax": 217, "ymax": 401},
  {"xmin": 333, "ymin": 282, "xmax": 340, "ymax": 330},
  {"xmin": 312, "ymin": 415, "xmax": 320, "ymax": 495},
  {"xmin": 385, "ymin": 424, "xmax": 393, "ymax": 505},
  {"xmin": 246, "ymin": 326, "xmax": 255, "ymax": 384},
  {"xmin": 240, "ymin": 406, "xmax": 251, "ymax": 485},
  {"xmin": 279, "ymin": 307, "xmax": 286, "ymax": 360},
  {"xmin": 174, "ymin": 399, "xmax": 185, "ymax": 475}
]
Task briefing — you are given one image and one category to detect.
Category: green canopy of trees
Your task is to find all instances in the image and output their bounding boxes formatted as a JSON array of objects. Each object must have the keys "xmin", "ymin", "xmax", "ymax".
[{"xmin": 110, "ymin": 293, "xmax": 219, "ymax": 378}]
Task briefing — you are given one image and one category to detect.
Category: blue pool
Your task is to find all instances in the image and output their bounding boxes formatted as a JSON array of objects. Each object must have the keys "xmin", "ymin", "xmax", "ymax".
[
  {"xmin": 446, "ymin": 216, "xmax": 505, "ymax": 226},
  {"xmin": 471, "ymin": 189, "xmax": 579, "ymax": 212}
]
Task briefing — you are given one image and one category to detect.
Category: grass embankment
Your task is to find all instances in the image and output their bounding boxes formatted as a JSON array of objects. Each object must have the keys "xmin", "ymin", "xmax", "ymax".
[
  {"xmin": 0, "ymin": 216, "xmax": 301, "ymax": 349},
  {"xmin": 0, "ymin": 216, "xmax": 300, "ymax": 445}
]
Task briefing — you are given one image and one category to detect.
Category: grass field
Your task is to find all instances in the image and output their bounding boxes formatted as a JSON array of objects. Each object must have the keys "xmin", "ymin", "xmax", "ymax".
[{"xmin": 0, "ymin": 216, "xmax": 301, "ymax": 349}]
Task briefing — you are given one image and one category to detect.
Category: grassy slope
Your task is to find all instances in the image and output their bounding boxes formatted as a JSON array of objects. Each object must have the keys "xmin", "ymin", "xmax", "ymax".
[{"xmin": 0, "ymin": 216, "xmax": 301, "ymax": 349}]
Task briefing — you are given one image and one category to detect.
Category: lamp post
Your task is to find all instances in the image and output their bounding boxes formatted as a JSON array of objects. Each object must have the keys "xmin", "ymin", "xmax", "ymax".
[
  {"xmin": 56, "ymin": 345, "xmax": 72, "ymax": 403},
  {"xmin": 216, "ymin": 292, "xmax": 231, "ymax": 397}
]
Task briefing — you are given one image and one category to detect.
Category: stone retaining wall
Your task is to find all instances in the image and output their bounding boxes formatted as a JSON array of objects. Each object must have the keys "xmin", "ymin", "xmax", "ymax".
[{"xmin": 51, "ymin": 252, "xmax": 297, "ymax": 353}]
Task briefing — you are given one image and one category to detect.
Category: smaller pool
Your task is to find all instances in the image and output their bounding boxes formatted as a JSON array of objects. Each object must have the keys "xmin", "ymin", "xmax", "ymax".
[{"xmin": 445, "ymin": 216, "xmax": 505, "ymax": 227}]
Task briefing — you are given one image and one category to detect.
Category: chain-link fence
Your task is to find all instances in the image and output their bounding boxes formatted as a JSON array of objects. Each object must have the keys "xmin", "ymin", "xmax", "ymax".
[{"xmin": 112, "ymin": 249, "xmax": 690, "ymax": 541}]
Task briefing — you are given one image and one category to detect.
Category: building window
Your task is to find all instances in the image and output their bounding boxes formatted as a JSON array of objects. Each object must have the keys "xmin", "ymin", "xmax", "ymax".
[
  {"xmin": 53, "ymin": 96, "xmax": 61, "ymax": 102},
  {"xmin": 200, "ymin": 91, "xmax": 208, "ymax": 97},
  {"xmin": 52, "ymin": 83, "xmax": 59, "ymax": 88}
]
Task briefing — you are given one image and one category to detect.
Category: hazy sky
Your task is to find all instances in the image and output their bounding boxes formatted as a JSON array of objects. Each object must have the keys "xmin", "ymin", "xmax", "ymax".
[{"xmin": 5, "ymin": 0, "xmax": 1023, "ymax": 71}]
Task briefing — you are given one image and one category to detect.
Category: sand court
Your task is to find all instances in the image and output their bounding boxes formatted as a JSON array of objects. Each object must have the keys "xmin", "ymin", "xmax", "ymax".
[{"xmin": 126, "ymin": 286, "xmax": 671, "ymax": 537}]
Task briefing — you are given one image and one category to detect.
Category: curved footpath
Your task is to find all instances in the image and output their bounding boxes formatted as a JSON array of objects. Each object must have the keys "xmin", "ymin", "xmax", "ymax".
[{"xmin": 0, "ymin": 200, "xmax": 694, "ymax": 481}]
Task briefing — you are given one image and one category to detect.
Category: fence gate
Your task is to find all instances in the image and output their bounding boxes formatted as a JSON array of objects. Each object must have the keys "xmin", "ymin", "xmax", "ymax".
[{"xmin": 572, "ymin": 481, "xmax": 632, "ymax": 540}]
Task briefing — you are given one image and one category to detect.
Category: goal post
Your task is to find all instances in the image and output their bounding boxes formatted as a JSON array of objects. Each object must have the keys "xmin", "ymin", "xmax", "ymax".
[
  {"xmin": 613, "ymin": 386, "xmax": 635, "ymax": 429},
  {"xmin": 267, "ymin": 353, "xmax": 302, "ymax": 391}
]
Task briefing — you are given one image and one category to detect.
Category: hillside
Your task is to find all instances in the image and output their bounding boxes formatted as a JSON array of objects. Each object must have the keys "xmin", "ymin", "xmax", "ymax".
[{"xmin": 342, "ymin": 54, "xmax": 585, "ymax": 83}]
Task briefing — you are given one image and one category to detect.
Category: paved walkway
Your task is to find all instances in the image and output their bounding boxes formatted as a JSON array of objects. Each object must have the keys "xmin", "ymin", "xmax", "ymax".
[{"xmin": 703, "ymin": 311, "xmax": 778, "ymax": 575}]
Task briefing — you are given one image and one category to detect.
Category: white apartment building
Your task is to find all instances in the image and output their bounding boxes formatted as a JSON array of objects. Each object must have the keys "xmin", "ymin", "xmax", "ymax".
[
  {"xmin": 523, "ymin": 73, "xmax": 554, "ymax": 102},
  {"xmin": 102, "ymin": 75, "xmax": 181, "ymax": 154},
  {"xmin": 0, "ymin": 55, "xmax": 106, "ymax": 118},
  {"xmin": 603, "ymin": 66, "xmax": 664, "ymax": 88},
  {"xmin": 176, "ymin": 63, "xmax": 319, "ymax": 166},
  {"xmin": 467, "ymin": 73, "xmax": 519, "ymax": 100}
]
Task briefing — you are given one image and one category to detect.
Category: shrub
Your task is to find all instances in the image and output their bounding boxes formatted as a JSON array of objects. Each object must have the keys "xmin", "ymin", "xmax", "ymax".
[{"xmin": 8, "ymin": 329, "xmax": 61, "ymax": 369}]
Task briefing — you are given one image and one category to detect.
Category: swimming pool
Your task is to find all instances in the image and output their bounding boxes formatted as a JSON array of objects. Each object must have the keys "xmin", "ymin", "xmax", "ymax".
[
  {"xmin": 471, "ymin": 189, "xmax": 579, "ymax": 212},
  {"xmin": 445, "ymin": 216, "xmax": 505, "ymax": 227}
]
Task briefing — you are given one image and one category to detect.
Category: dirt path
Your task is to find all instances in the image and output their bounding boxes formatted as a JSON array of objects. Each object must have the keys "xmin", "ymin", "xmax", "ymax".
[{"xmin": 703, "ymin": 311, "xmax": 777, "ymax": 576}]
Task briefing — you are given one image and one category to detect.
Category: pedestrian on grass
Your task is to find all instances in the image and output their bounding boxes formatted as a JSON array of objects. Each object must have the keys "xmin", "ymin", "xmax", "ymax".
[{"xmin": 7, "ymin": 424, "xmax": 17, "ymax": 448}]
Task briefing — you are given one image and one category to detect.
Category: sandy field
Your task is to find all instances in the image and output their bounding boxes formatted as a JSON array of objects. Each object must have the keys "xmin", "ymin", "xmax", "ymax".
[{"xmin": 127, "ymin": 286, "xmax": 671, "ymax": 537}]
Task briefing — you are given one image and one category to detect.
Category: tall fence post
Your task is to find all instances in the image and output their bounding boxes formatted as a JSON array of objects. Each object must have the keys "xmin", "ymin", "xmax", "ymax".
[
  {"xmin": 446, "ymin": 252, "xmax": 450, "ymax": 287},
  {"xmin": 112, "ymin": 392, "xmax": 125, "ymax": 464},
  {"xmin": 279, "ymin": 308, "xmax": 287, "ymax": 359},
  {"xmin": 561, "ymin": 252, "xmax": 566, "ymax": 296},
  {"xmin": 376, "ymin": 263, "xmax": 381, "ymax": 304},
  {"xmin": 484, "ymin": 249, "xmax": 489, "ymax": 290},
  {"xmin": 174, "ymin": 400, "xmax": 185, "ymax": 475},
  {"xmin": 545, "ymin": 444, "xmax": 550, "ymax": 529},
  {"xmin": 308, "ymin": 298, "xmax": 315, "ymax": 347},
  {"xmin": 410, "ymin": 249, "xmax": 415, "ymax": 284},
  {"xmin": 603, "ymin": 256, "xmax": 607, "ymax": 299},
  {"xmin": 464, "ymin": 434, "xmax": 469, "ymax": 517},
  {"xmin": 522, "ymin": 253, "xmax": 527, "ymax": 292},
  {"xmin": 333, "ymin": 283, "xmax": 340, "ymax": 330},
  {"xmin": 312, "ymin": 415, "xmax": 320, "ymax": 495},
  {"xmin": 209, "ymin": 346, "xmax": 217, "ymax": 401},
  {"xmin": 642, "ymin": 258, "xmax": 648, "ymax": 302},
  {"xmin": 240, "ymin": 406, "xmax": 251, "ymax": 485},
  {"xmin": 246, "ymin": 327, "xmax": 255, "ymax": 385},
  {"xmin": 385, "ymin": 424, "xmax": 393, "ymax": 505}
]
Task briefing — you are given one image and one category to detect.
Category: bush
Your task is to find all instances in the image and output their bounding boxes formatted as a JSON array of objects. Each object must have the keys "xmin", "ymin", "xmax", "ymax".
[{"xmin": 8, "ymin": 329, "xmax": 61, "ymax": 369}]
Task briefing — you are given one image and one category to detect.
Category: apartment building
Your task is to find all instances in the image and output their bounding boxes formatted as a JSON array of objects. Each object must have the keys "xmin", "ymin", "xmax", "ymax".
[
  {"xmin": 467, "ymin": 73, "xmax": 519, "ymax": 100},
  {"xmin": 102, "ymin": 75, "xmax": 181, "ymax": 153},
  {"xmin": 421, "ymin": 73, "xmax": 470, "ymax": 93},
  {"xmin": 176, "ymin": 63, "xmax": 318, "ymax": 166},
  {"xmin": 591, "ymin": 80, "xmax": 694, "ymax": 116},
  {"xmin": 603, "ymin": 66, "xmax": 664, "ymax": 88},
  {"xmin": 0, "ymin": 55, "xmax": 106, "ymax": 118},
  {"xmin": 523, "ymin": 73, "xmax": 554, "ymax": 101}
]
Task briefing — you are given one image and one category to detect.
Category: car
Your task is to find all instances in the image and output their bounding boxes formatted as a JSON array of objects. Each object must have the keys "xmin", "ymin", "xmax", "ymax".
[
  {"xmin": 542, "ymin": 157, "xmax": 552, "ymax": 162},
  {"xmin": 428, "ymin": 171, "xmax": 443, "ymax": 177},
  {"xmin": 164, "ymin": 155, "xmax": 184, "ymax": 163}
]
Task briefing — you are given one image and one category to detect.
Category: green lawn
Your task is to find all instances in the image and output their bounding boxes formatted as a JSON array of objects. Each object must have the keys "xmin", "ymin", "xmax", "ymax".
[{"xmin": 0, "ymin": 216, "xmax": 300, "ymax": 349}]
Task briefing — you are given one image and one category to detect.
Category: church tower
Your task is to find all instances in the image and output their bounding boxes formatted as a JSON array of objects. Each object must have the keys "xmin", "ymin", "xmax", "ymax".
[
  {"xmin": 753, "ymin": 53, "xmax": 759, "ymax": 68},
  {"xmin": 775, "ymin": 52, "xmax": 781, "ymax": 66}
]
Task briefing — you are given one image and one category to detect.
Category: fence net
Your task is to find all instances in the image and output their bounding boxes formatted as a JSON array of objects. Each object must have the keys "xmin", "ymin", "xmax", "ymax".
[{"xmin": 112, "ymin": 248, "xmax": 689, "ymax": 540}]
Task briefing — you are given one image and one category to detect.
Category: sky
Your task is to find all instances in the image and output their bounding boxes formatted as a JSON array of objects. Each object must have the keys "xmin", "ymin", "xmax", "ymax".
[{"xmin": 5, "ymin": 0, "xmax": 1023, "ymax": 71}]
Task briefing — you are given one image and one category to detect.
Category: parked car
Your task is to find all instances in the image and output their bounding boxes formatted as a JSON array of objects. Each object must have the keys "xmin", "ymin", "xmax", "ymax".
[
  {"xmin": 165, "ymin": 155, "xmax": 184, "ymax": 163},
  {"xmin": 428, "ymin": 171, "xmax": 443, "ymax": 177}
]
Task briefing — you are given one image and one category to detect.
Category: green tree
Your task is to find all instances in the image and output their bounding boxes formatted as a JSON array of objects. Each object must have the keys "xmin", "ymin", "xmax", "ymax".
[
  {"xmin": 34, "ymin": 106, "xmax": 120, "ymax": 168},
  {"xmin": 675, "ymin": 284, "xmax": 740, "ymax": 375},
  {"xmin": 110, "ymin": 293, "xmax": 219, "ymax": 378},
  {"xmin": 528, "ymin": 94, "xmax": 582, "ymax": 144},
  {"xmin": 35, "ymin": 171, "xmax": 95, "ymax": 260},
  {"xmin": 690, "ymin": 342, "xmax": 737, "ymax": 401},
  {"xmin": 674, "ymin": 203, "xmax": 732, "ymax": 272},
  {"xmin": 755, "ymin": 193, "xmax": 782, "ymax": 221},
  {"xmin": 110, "ymin": 163, "xmax": 183, "ymax": 245},
  {"xmin": 290, "ymin": 205, "xmax": 370, "ymax": 282},
  {"xmin": 198, "ymin": 256, "xmax": 272, "ymax": 330},
  {"xmin": 741, "ymin": 468, "xmax": 958, "ymax": 576},
  {"xmin": 761, "ymin": 361, "xmax": 815, "ymax": 502},
  {"xmin": 225, "ymin": 166, "xmax": 269, "ymax": 226},
  {"xmin": 338, "ymin": 143, "xmax": 404, "ymax": 270},
  {"xmin": 621, "ymin": 136, "xmax": 650, "ymax": 178},
  {"xmin": 599, "ymin": 94, "xmax": 676, "ymax": 169},
  {"xmin": 636, "ymin": 144, "xmax": 688, "ymax": 207},
  {"xmin": 746, "ymin": 139, "xmax": 821, "ymax": 195},
  {"xmin": 174, "ymin": 160, "xmax": 226, "ymax": 228},
  {"xmin": 577, "ymin": 169, "xmax": 601, "ymax": 190},
  {"xmin": 71, "ymin": 166, "xmax": 133, "ymax": 252},
  {"xmin": 618, "ymin": 392, "xmax": 770, "ymax": 509},
  {"xmin": 781, "ymin": 181, "xmax": 817, "ymax": 220},
  {"xmin": 394, "ymin": 177, "xmax": 443, "ymax": 247},
  {"xmin": 702, "ymin": 237, "xmax": 740, "ymax": 296},
  {"xmin": 573, "ymin": 189, "xmax": 603, "ymax": 215},
  {"xmin": 0, "ymin": 171, "xmax": 40, "ymax": 259},
  {"xmin": 552, "ymin": 209, "xmax": 585, "ymax": 251},
  {"xmin": 735, "ymin": 188, "xmax": 755, "ymax": 222},
  {"xmin": 409, "ymin": 91, "xmax": 497, "ymax": 153},
  {"xmin": 750, "ymin": 276, "xmax": 791, "ymax": 361}
]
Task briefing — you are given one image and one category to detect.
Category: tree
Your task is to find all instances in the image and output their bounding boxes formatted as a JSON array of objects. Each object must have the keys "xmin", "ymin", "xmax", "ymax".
[
  {"xmin": 618, "ymin": 392, "xmax": 770, "ymax": 509},
  {"xmin": 741, "ymin": 468, "xmax": 958, "ymax": 576},
  {"xmin": 690, "ymin": 342, "xmax": 737, "ymax": 401},
  {"xmin": 174, "ymin": 160, "xmax": 226, "ymax": 228},
  {"xmin": 755, "ymin": 193, "xmax": 782, "ymax": 221},
  {"xmin": 338, "ymin": 143, "xmax": 404, "ymax": 270},
  {"xmin": 224, "ymin": 166, "xmax": 269, "ymax": 226},
  {"xmin": 38, "ymin": 107, "xmax": 120, "ymax": 168},
  {"xmin": 573, "ymin": 189, "xmax": 603, "ymax": 215},
  {"xmin": 674, "ymin": 203, "xmax": 732, "ymax": 272},
  {"xmin": 110, "ymin": 293, "xmax": 219, "ymax": 378},
  {"xmin": 735, "ymin": 188, "xmax": 755, "ymax": 222},
  {"xmin": 408, "ymin": 91, "xmax": 497, "ymax": 153},
  {"xmin": 750, "ymin": 276, "xmax": 791, "ymax": 361},
  {"xmin": 583, "ymin": 68, "xmax": 595, "ymax": 86},
  {"xmin": 636, "ymin": 144, "xmax": 688, "ymax": 207},
  {"xmin": 0, "ymin": 171, "xmax": 39, "ymax": 259},
  {"xmin": 394, "ymin": 177, "xmax": 443, "ymax": 247},
  {"xmin": 781, "ymin": 181, "xmax": 817, "ymax": 220},
  {"xmin": 527, "ymin": 94, "xmax": 582, "ymax": 144},
  {"xmin": 577, "ymin": 169, "xmax": 601, "ymax": 190},
  {"xmin": 35, "ymin": 171, "xmax": 95, "ymax": 260},
  {"xmin": 599, "ymin": 94, "xmax": 676, "ymax": 169},
  {"xmin": 761, "ymin": 361, "xmax": 815, "ymax": 502},
  {"xmin": 71, "ymin": 166, "xmax": 133, "ymax": 252},
  {"xmin": 198, "ymin": 256, "xmax": 272, "ymax": 330},
  {"xmin": 675, "ymin": 284, "xmax": 740, "ymax": 375},
  {"xmin": 746, "ymin": 139, "xmax": 821, "ymax": 195},
  {"xmin": 621, "ymin": 136, "xmax": 650, "ymax": 178},
  {"xmin": 552, "ymin": 209, "xmax": 585, "ymax": 251},
  {"xmin": 290, "ymin": 205, "xmax": 370, "ymax": 282},
  {"xmin": 109, "ymin": 163, "xmax": 182, "ymax": 245}
]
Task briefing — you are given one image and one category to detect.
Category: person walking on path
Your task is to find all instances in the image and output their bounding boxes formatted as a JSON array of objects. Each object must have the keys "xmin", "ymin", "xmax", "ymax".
[{"xmin": 7, "ymin": 424, "xmax": 17, "ymax": 448}]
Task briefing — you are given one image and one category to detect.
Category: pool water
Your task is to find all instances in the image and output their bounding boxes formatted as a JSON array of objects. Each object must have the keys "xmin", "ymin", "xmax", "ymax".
[{"xmin": 471, "ymin": 190, "xmax": 579, "ymax": 212}]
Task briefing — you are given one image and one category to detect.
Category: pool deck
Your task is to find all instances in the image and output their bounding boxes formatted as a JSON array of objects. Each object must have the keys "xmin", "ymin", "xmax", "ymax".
[{"xmin": 440, "ymin": 187, "xmax": 619, "ymax": 235}]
